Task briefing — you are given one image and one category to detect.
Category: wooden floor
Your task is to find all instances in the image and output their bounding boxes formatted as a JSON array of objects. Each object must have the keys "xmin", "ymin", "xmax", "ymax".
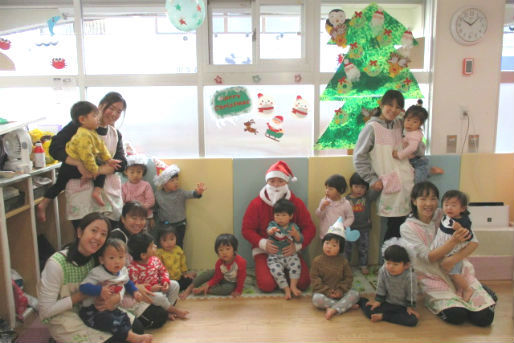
[{"xmin": 148, "ymin": 281, "xmax": 513, "ymax": 343}]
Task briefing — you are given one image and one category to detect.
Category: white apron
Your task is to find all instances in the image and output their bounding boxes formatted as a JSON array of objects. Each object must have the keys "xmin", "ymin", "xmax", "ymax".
[
  {"xmin": 65, "ymin": 125, "xmax": 123, "ymax": 221},
  {"xmin": 406, "ymin": 217, "xmax": 495, "ymax": 314},
  {"xmin": 369, "ymin": 121, "xmax": 413, "ymax": 217}
]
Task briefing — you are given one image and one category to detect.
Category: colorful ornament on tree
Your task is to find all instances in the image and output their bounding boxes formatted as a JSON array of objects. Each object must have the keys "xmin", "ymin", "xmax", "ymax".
[
  {"xmin": 291, "ymin": 95, "xmax": 309, "ymax": 118},
  {"xmin": 349, "ymin": 11, "xmax": 365, "ymax": 28},
  {"xmin": 0, "ymin": 38, "xmax": 11, "ymax": 50},
  {"xmin": 337, "ymin": 54, "xmax": 344, "ymax": 65},
  {"xmin": 377, "ymin": 28, "xmax": 393, "ymax": 47},
  {"xmin": 348, "ymin": 42, "xmax": 363, "ymax": 59},
  {"xmin": 397, "ymin": 77, "xmax": 413, "ymax": 92},
  {"xmin": 361, "ymin": 107, "xmax": 373, "ymax": 122},
  {"xmin": 363, "ymin": 60, "xmax": 381, "ymax": 77},
  {"xmin": 325, "ymin": 9, "xmax": 348, "ymax": 48},
  {"xmin": 371, "ymin": 9, "xmax": 385, "ymax": 36},
  {"xmin": 51, "ymin": 58, "xmax": 66, "ymax": 69},
  {"xmin": 333, "ymin": 108, "xmax": 349, "ymax": 125},
  {"xmin": 343, "ymin": 59, "xmax": 360, "ymax": 82},
  {"xmin": 387, "ymin": 52, "xmax": 410, "ymax": 77},
  {"xmin": 401, "ymin": 29, "xmax": 414, "ymax": 48},
  {"xmin": 336, "ymin": 77, "xmax": 352, "ymax": 94},
  {"xmin": 265, "ymin": 115, "xmax": 284, "ymax": 142},
  {"xmin": 257, "ymin": 93, "xmax": 275, "ymax": 115},
  {"xmin": 165, "ymin": 0, "xmax": 206, "ymax": 32}
]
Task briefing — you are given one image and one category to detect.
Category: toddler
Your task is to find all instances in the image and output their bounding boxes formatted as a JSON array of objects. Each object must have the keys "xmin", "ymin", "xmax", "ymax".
[
  {"xmin": 127, "ymin": 232, "xmax": 188, "ymax": 320},
  {"xmin": 37, "ymin": 101, "xmax": 120, "ymax": 222},
  {"xmin": 311, "ymin": 223, "xmax": 360, "ymax": 320},
  {"xmin": 315, "ymin": 174, "xmax": 354, "ymax": 239},
  {"xmin": 431, "ymin": 190, "xmax": 477, "ymax": 301},
  {"xmin": 358, "ymin": 238, "xmax": 419, "ymax": 327},
  {"xmin": 344, "ymin": 172, "xmax": 379, "ymax": 275},
  {"xmin": 265, "ymin": 199, "xmax": 303, "ymax": 299},
  {"xmin": 154, "ymin": 164, "xmax": 206, "ymax": 248},
  {"xmin": 192, "ymin": 234, "xmax": 247, "ymax": 297},
  {"xmin": 392, "ymin": 100, "xmax": 443, "ymax": 183},
  {"xmin": 78, "ymin": 238, "xmax": 152, "ymax": 343},
  {"xmin": 122, "ymin": 154, "xmax": 155, "ymax": 221},
  {"xmin": 155, "ymin": 224, "xmax": 197, "ymax": 300}
]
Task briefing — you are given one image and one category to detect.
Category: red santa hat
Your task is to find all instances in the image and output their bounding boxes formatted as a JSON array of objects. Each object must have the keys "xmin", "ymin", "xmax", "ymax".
[
  {"xmin": 265, "ymin": 160, "xmax": 297, "ymax": 182},
  {"xmin": 273, "ymin": 115, "xmax": 283, "ymax": 123}
]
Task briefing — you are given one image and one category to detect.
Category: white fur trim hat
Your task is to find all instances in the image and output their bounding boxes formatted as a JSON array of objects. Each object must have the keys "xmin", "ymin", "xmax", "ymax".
[
  {"xmin": 381, "ymin": 237, "xmax": 415, "ymax": 262},
  {"xmin": 154, "ymin": 164, "xmax": 180, "ymax": 188},
  {"xmin": 265, "ymin": 160, "xmax": 297, "ymax": 182},
  {"xmin": 126, "ymin": 154, "xmax": 147, "ymax": 167}
]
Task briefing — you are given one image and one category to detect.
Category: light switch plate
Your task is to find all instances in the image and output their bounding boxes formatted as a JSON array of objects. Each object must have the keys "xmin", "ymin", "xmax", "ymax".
[{"xmin": 447, "ymin": 135, "xmax": 457, "ymax": 153}]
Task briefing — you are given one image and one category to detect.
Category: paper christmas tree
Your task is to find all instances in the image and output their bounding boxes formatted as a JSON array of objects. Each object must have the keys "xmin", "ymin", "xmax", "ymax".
[{"xmin": 315, "ymin": 3, "xmax": 423, "ymax": 150}]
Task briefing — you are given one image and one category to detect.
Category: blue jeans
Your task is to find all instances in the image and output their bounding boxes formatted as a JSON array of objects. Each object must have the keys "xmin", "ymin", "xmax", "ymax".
[{"xmin": 410, "ymin": 156, "xmax": 429, "ymax": 184}]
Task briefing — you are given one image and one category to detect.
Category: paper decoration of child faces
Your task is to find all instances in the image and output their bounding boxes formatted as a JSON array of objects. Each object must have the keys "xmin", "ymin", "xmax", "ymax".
[
  {"xmin": 265, "ymin": 115, "xmax": 284, "ymax": 142},
  {"xmin": 166, "ymin": 0, "xmax": 206, "ymax": 32},
  {"xmin": 257, "ymin": 93, "xmax": 275, "ymax": 115},
  {"xmin": 212, "ymin": 86, "xmax": 252, "ymax": 119},
  {"xmin": 325, "ymin": 9, "xmax": 348, "ymax": 48},
  {"xmin": 291, "ymin": 96, "xmax": 309, "ymax": 118},
  {"xmin": 315, "ymin": 3, "xmax": 423, "ymax": 151}
]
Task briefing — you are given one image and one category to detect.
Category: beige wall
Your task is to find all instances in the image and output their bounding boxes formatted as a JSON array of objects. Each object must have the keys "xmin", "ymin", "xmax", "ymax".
[{"xmin": 430, "ymin": 0, "xmax": 505, "ymax": 154}]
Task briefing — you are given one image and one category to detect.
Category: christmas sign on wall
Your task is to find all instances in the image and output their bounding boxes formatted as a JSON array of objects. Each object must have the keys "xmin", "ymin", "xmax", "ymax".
[
  {"xmin": 211, "ymin": 86, "xmax": 252, "ymax": 118},
  {"xmin": 315, "ymin": 3, "xmax": 423, "ymax": 151}
]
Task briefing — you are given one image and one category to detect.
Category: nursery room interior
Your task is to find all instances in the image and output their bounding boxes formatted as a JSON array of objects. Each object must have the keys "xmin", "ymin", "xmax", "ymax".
[{"xmin": 0, "ymin": 0, "xmax": 513, "ymax": 342}]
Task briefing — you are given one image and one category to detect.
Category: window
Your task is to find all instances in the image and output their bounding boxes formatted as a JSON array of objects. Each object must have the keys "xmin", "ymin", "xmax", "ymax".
[
  {"xmin": 83, "ymin": 15, "xmax": 197, "ymax": 74},
  {"xmin": 260, "ymin": 5, "xmax": 302, "ymax": 59}
]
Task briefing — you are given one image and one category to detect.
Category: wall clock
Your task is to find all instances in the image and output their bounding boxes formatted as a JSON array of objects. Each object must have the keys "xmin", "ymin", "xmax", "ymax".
[{"xmin": 450, "ymin": 7, "xmax": 487, "ymax": 45}]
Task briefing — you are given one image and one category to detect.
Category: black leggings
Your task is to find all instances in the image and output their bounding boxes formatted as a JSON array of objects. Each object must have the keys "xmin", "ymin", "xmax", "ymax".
[
  {"xmin": 102, "ymin": 317, "xmax": 143, "ymax": 343},
  {"xmin": 437, "ymin": 306, "xmax": 495, "ymax": 327},
  {"xmin": 384, "ymin": 216, "xmax": 407, "ymax": 240},
  {"xmin": 359, "ymin": 298, "xmax": 418, "ymax": 327},
  {"xmin": 137, "ymin": 304, "xmax": 168, "ymax": 329}
]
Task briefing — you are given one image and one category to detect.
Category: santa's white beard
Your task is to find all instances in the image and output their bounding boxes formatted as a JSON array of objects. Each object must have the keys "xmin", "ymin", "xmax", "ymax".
[
  {"xmin": 265, "ymin": 184, "xmax": 289, "ymax": 205},
  {"xmin": 268, "ymin": 121, "xmax": 282, "ymax": 131}
]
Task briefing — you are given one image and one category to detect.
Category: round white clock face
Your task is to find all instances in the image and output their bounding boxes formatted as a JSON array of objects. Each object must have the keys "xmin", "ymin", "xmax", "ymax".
[{"xmin": 450, "ymin": 7, "xmax": 487, "ymax": 45}]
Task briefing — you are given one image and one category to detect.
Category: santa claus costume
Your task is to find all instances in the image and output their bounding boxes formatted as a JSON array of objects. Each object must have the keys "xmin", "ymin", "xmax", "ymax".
[{"xmin": 241, "ymin": 161, "xmax": 316, "ymax": 292}]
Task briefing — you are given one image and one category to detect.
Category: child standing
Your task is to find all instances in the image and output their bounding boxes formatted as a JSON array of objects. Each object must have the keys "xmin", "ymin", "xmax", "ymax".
[
  {"xmin": 155, "ymin": 224, "xmax": 197, "ymax": 300},
  {"xmin": 392, "ymin": 100, "xmax": 443, "ymax": 183},
  {"xmin": 192, "ymin": 234, "xmax": 247, "ymax": 297},
  {"xmin": 154, "ymin": 164, "xmax": 206, "ymax": 248},
  {"xmin": 37, "ymin": 101, "xmax": 120, "ymax": 222},
  {"xmin": 78, "ymin": 238, "xmax": 152, "ymax": 343},
  {"xmin": 358, "ymin": 238, "xmax": 419, "ymax": 327},
  {"xmin": 431, "ymin": 190, "xmax": 477, "ymax": 301},
  {"xmin": 122, "ymin": 154, "xmax": 155, "ymax": 221},
  {"xmin": 315, "ymin": 174, "xmax": 354, "ymax": 239},
  {"xmin": 353, "ymin": 90, "xmax": 414, "ymax": 246},
  {"xmin": 127, "ymin": 232, "xmax": 188, "ymax": 320},
  {"xmin": 344, "ymin": 173, "xmax": 379, "ymax": 275},
  {"xmin": 311, "ymin": 223, "xmax": 360, "ymax": 320},
  {"xmin": 266, "ymin": 199, "xmax": 303, "ymax": 299}
]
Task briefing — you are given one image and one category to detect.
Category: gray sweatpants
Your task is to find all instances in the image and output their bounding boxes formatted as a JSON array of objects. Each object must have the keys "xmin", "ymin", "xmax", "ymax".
[
  {"xmin": 150, "ymin": 280, "xmax": 180, "ymax": 310},
  {"xmin": 267, "ymin": 254, "xmax": 301, "ymax": 289},
  {"xmin": 312, "ymin": 290, "xmax": 360, "ymax": 314}
]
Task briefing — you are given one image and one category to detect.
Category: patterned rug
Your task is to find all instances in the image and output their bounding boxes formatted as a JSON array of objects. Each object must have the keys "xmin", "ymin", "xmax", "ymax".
[{"xmin": 185, "ymin": 266, "xmax": 379, "ymax": 300}]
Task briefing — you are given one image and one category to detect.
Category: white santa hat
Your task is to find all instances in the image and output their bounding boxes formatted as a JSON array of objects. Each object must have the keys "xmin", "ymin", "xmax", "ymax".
[
  {"xmin": 154, "ymin": 164, "xmax": 180, "ymax": 188},
  {"xmin": 273, "ymin": 115, "xmax": 283, "ymax": 123},
  {"xmin": 265, "ymin": 160, "xmax": 297, "ymax": 183},
  {"xmin": 126, "ymin": 153, "xmax": 148, "ymax": 167}
]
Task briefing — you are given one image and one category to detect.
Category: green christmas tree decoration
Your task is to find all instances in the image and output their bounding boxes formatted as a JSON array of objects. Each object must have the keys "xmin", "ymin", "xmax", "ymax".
[{"xmin": 315, "ymin": 3, "xmax": 424, "ymax": 151}]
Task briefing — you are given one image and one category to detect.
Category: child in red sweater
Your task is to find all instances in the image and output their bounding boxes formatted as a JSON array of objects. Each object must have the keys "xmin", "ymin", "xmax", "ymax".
[{"xmin": 192, "ymin": 234, "xmax": 247, "ymax": 297}]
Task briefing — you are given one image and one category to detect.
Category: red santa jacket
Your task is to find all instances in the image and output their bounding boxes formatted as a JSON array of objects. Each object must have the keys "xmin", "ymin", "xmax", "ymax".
[{"xmin": 241, "ymin": 192, "xmax": 315, "ymax": 255}]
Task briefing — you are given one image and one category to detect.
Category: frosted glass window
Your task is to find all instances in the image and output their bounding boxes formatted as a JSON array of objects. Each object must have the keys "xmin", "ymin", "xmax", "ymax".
[
  {"xmin": 0, "ymin": 23, "xmax": 78, "ymax": 76},
  {"xmin": 204, "ymin": 85, "xmax": 314, "ymax": 157},
  {"xmin": 496, "ymin": 83, "xmax": 514, "ymax": 153},
  {"xmin": 501, "ymin": 26, "xmax": 514, "ymax": 71},
  {"xmin": 260, "ymin": 5, "xmax": 302, "ymax": 59},
  {"xmin": 87, "ymin": 87, "xmax": 198, "ymax": 158},
  {"xmin": 83, "ymin": 15, "xmax": 197, "ymax": 74},
  {"xmin": 0, "ymin": 87, "xmax": 79, "ymax": 130},
  {"xmin": 211, "ymin": 7, "xmax": 252, "ymax": 65},
  {"xmin": 319, "ymin": 3, "xmax": 424, "ymax": 72}
]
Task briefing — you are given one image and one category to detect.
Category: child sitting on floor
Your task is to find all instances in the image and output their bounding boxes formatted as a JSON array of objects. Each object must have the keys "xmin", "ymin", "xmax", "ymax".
[
  {"xmin": 266, "ymin": 199, "xmax": 303, "ymax": 299},
  {"xmin": 311, "ymin": 220, "xmax": 360, "ymax": 320},
  {"xmin": 192, "ymin": 233, "xmax": 247, "ymax": 297},
  {"xmin": 37, "ymin": 101, "xmax": 120, "ymax": 222},
  {"xmin": 431, "ymin": 190, "xmax": 477, "ymax": 302},
  {"xmin": 154, "ymin": 164, "xmax": 207, "ymax": 248},
  {"xmin": 122, "ymin": 154, "xmax": 155, "ymax": 224},
  {"xmin": 79, "ymin": 238, "xmax": 152, "ymax": 343},
  {"xmin": 358, "ymin": 238, "xmax": 419, "ymax": 327},
  {"xmin": 155, "ymin": 224, "xmax": 197, "ymax": 300},
  {"xmin": 127, "ymin": 232, "xmax": 188, "ymax": 320}
]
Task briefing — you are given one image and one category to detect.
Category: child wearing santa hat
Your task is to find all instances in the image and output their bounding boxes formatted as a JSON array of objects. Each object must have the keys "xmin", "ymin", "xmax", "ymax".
[
  {"xmin": 122, "ymin": 154, "xmax": 155, "ymax": 223},
  {"xmin": 154, "ymin": 164, "xmax": 207, "ymax": 248}
]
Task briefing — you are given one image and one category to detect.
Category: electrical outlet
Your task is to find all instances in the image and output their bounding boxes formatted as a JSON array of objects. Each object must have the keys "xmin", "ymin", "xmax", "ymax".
[
  {"xmin": 447, "ymin": 135, "xmax": 457, "ymax": 153},
  {"xmin": 469, "ymin": 134, "xmax": 479, "ymax": 152}
]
